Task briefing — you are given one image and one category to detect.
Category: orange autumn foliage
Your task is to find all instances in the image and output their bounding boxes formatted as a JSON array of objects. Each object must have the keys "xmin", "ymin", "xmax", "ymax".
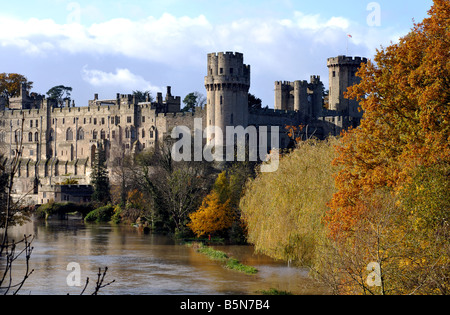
[
  {"xmin": 285, "ymin": 125, "xmax": 304, "ymax": 144},
  {"xmin": 0, "ymin": 73, "xmax": 33, "ymax": 99},
  {"xmin": 325, "ymin": 0, "xmax": 450, "ymax": 238},
  {"xmin": 188, "ymin": 191, "xmax": 234, "ymax": 238}
]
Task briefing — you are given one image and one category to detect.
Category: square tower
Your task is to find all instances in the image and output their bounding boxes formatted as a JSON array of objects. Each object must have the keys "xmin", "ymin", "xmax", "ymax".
[{"xmin": 327, "ymin": 55, "xmax": 367, "ymax": 116}]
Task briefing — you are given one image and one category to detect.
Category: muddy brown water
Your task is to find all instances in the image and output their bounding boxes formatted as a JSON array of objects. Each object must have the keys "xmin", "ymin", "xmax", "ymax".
[{"xmin": 2, "ymin": 218, "xmax": 328, "ymax": 295}]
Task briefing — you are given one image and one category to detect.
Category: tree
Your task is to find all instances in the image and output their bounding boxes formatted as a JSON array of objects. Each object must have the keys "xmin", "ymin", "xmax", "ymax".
[
  {"xmin": 46, "ymin": 85, "xmax": 72, "ymax": 104},
  {"xmin": 1, "ymin": 114, "xmax": 34, "ymax": 294},
  {"xmin": 248, "ymin": 93, "xmax": 262, "ymax": 110},
  {"xmin": 90, "ymin": 143, "xmax": 111, "ymax": 204},
  {"xmin": 323, "ymin": 0, "xmax": 449, "ymax": 294},
  {"xmin": 0, "ymin": 73, "xmax": 33, "ymax": 103},
  {"xmin": 326, "ymin": 0, "xmax": 450, "ymax": 237},
  {"xmin": 132, "ymin": 90, "xmax": 153, "ymax": 103},
  {"xmin": 182, "ymin": 92, "xmax": 206, "ymax": 112},
  {"xmin": 240, "ymin": 138, "xmax": 338, "ymax": 266},
  {"xmin": 188, "ymin": 191, "xmax": 233, "ymax": 238},
  {"xmin": 134, "ymin": 141, "xmax": 215, "ymax": 235}
]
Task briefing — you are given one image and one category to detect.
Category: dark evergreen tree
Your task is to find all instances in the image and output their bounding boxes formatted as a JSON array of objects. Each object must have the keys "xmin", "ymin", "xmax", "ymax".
[{"xmin": 90, "ymin": 143, "xmax": 111, "ymax": 204}]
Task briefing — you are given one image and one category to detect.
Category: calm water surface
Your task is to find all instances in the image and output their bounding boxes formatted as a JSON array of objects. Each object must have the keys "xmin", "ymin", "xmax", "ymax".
[{"xmin": 3, "ymin": 218, "xmax": 328, "ymax": 295}]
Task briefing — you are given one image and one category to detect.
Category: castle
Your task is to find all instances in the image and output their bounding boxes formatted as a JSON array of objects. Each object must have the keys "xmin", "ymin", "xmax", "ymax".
[{"xmin": 0, "ymin": 52, "xmax": 366, "ymax": 205}]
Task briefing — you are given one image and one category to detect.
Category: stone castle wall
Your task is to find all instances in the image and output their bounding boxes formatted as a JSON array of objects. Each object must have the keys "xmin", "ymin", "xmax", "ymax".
[{"xmin": 0, "ymin": 52, "xmax": 366, "ymax": 205}]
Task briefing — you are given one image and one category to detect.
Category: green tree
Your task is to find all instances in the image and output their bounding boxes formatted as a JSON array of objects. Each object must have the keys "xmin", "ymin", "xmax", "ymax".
[
  {"xmin": 182, "ymin": 92, "xmax": 206, "ymax": 112},
  {"xmin": 90, "ymin": 143, "xmax": 111, "ymax": 204},
  {"xmin": 248, "ymin": 93, "xmax": 262, "ymax": 110},
  {"xmin": 46, "ymin": 85, "xmax": 72, "ymax": 104},
  {"xmin": 132, "ymin": 90, "xmax": 153, "ymax": 103}
]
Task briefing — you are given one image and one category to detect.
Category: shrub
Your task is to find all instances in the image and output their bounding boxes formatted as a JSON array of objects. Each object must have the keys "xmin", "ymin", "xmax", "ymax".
[
  {"xmin": 36, "ymin": 201, "xmax": 93, "ymax": 220},
  {"xmin": 84, "ymin": 205, "xmax": 115, "ymax": 223}
]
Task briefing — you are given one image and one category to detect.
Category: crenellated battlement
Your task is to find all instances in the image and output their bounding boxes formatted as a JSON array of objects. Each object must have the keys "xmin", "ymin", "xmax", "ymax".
[
  {"xmin": 206, "ymin": 51, "xmax": 250, "ymax": 82},
  {"xmin": 327, "ymin": 55, "xmax": 368, "ymax": 67}
]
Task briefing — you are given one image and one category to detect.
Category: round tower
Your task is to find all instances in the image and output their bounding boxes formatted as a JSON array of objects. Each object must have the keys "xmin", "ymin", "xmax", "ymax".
[
  {"xmin": 327, "ymin": 55, "xmax": 367, "ymax": 115},
  {"xmin": 205, "ymin": 52, "xmax": 250, "ymax": 146}
]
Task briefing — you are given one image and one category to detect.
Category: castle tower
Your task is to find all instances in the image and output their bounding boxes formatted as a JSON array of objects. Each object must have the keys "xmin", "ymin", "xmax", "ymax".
[
  {"xmin": 327, "ymin": 55, "xmax": 367, "ymax": 115},
  {"xmin": 274, "ymin": 76, "xmax": 324, "ymax": 118},
  {"xmin": 205, "ymin": 52, "xmax": 250, "ymax": 146}
]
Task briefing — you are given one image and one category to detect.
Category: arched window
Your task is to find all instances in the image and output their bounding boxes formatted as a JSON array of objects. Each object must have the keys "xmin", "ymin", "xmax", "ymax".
[
  {"xmin": 28, "ymin": 132, "xmax": 33, "ymax": 142},
  {"xmin": 101, "ymin": 130, "xmax": 106, "ymax": 140},
  {"xmin": 125, "ymin": 128, "xmax": 130, "ymax": 139},
  {"xmin": 35, "ymin": 132, "xmax": 39, "ymax": 142},
  {"xmin": 77, "ymin": 128, "xmax": 84, "ymax": 140},
  {"xmin": 66, "ymin": 128, "xmax": 73, "ymax": 141},
  {"xmin": 93, "ymin": 130, "xmax": 98, "ymax": 140}
]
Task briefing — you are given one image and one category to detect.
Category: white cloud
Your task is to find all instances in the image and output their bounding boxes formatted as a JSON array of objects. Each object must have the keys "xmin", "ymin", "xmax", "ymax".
[
  {"xmin": 0, "ymin": 11, "xmax": 407, "ymax": 107},
  {"xmin": 0, "ymin": 11, "xmax": 379, "ymax": 62},
  {"xmin": 81, "ymin": 66, "xmax": 162, "ymax": 94}
]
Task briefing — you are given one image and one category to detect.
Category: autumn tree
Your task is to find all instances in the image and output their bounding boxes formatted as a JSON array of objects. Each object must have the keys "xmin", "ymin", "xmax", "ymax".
[
  {"xmin": 324, "ymin": 0, "xmax": 449, "ymax": 294},
  {"xmin": 188, "ymin": 190, "xmax": 233, "ymax": 238},
  {"xmin": 241, "ymin": 138, "xmax": 338, "ymax": 266},
  {"xmin": 326, "ymin": 0, "xmax": 450, "ymax": 237},
  {"xmin": 0, "ymin": 73, "xmax": 33, "ymax": 105}
]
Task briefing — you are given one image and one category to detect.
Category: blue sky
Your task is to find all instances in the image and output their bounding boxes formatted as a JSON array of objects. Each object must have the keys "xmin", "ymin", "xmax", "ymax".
[{"xmin": 0, "ymin": 0, "xmax": 434, "ymax": 108}]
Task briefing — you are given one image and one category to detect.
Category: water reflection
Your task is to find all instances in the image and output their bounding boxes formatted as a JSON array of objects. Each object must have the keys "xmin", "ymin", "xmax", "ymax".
[{"xmin": 3, "ymin": 219, "xmax": 328, "ymax": 295}]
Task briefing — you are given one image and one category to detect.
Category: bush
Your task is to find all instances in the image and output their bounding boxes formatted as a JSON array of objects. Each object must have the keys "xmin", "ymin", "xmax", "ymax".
[
  {"xmin": 111, "ymin": 204, "xmax": 123, "ymax": 224},
  {"xmin": 84, "ymin": 205, "xmax": 115, "ymax": 223},
  {"xmin": 36, "ymin": 201, "xmax": 93, "ymax": 220}
]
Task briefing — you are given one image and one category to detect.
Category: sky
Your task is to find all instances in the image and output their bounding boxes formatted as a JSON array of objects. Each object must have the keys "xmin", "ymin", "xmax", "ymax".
[{"xmin": 0, "ymin": 0, "xmax": 434, "ymax": 108}]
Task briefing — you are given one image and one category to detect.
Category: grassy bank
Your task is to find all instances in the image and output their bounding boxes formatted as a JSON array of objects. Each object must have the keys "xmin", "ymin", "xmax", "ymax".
[{"xmin": 189, "ymin": 242, "xmax": 258, "ymax": 275}]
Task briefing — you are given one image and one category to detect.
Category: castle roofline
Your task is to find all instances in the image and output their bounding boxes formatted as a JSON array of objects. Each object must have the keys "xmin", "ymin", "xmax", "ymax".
[{"xmin": 327, "ymin": 55, "xmax": 368, "ymax": 66}]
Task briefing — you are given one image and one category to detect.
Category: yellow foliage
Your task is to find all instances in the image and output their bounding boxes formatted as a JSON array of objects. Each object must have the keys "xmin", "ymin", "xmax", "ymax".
[
  {"xmin": 240, "ymin": 138, "xmax": 339, "ymax": 265},
  {"xmin": 188, "ymin": 191, "xmax": 234, "ymax": 238}
]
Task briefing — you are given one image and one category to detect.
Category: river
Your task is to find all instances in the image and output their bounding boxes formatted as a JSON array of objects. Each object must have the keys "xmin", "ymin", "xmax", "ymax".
[{"xmin": 2, "ymin": 218, "xmax": 328, "ymax": 295}]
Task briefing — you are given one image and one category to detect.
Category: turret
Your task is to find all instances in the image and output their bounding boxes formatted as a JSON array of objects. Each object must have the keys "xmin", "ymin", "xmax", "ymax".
[
  {"xmin": 327, "ymin": 55, "xmax": 367, "ymax": 115},
  {"xmin": 204, "ymin": 52, "xmax": 250, "ymax": 146}
]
